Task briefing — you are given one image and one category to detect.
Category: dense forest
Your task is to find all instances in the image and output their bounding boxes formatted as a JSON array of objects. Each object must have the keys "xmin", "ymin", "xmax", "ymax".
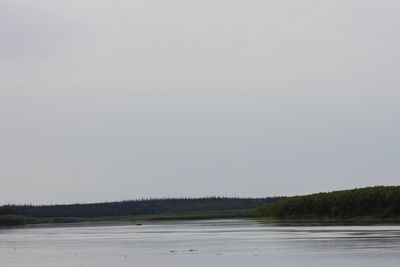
[
  {"xmin": 257, "ymin": 186, "xmax": 400, "ymax": 220},
  {"xmin": 3, "ymin": 185, "xmax": 399, "ymax": 226},
  {"xmin": 1, "ymin": 197, "xmax": 283, "ymax": 219}
]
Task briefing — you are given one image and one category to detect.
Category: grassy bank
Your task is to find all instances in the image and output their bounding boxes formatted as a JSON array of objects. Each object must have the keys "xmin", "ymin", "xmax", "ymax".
[
  {"xmin": 253, "ymin": 216, "xmax": 400, "ymax": 224},
  {"xmin": 0, "ymin": 209, "xmax": 256, "ymax": 226},
  {"xmin": 0, "ymin": 215, "xmax": 34, "ymax": 226}
]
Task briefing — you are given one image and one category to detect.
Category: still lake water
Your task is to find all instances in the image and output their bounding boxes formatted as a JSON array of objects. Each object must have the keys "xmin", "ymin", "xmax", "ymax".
[{"xmin": 1, "ymin": 219, "xmax": 400, "ymax": 267}]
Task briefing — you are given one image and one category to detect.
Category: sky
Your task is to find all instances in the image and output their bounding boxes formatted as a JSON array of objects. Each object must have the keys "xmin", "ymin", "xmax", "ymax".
[{"xmin": 1, "ymin": 0, "xmax": 399, "ymax": 205}]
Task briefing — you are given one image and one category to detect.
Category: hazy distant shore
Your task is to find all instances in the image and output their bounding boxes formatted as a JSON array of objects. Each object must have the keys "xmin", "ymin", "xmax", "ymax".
[
  {"xmin": 0, "ymin": 209, "xmax": 256, "ymax": 226},
  {"xmin": 2, "ymin": 186, "xmax": 400, "ymax": 226}
]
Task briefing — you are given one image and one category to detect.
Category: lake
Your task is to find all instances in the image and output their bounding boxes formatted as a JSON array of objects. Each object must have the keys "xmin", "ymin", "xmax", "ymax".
[{"xmin": 1, "ymin": 219, "xmax": 400, "ymax": 266}]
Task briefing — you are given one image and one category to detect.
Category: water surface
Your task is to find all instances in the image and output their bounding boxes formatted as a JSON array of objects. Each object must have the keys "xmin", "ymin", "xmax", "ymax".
[{"xmin": 1, "ymin": 219, "xmax": 400, "ymax": 266}]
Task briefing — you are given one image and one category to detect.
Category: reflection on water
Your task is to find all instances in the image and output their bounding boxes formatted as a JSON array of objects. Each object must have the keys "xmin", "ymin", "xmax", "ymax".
[{"xmin": 1, "ymin": 220, "xmax": 400, "ymax": 266}]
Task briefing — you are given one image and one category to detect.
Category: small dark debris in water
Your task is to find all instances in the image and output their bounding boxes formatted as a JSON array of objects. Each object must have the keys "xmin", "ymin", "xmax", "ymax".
[
  {"xmin": 188, "ymin": 249, "xmax": 196, "ymax": 252},
  {"xmin": 136, "ymin": 223, "xmax": 142, "ymax": 226},
  {"xmin": 170, "ymin": 250, "xmax": 177, "ymax": 253}
]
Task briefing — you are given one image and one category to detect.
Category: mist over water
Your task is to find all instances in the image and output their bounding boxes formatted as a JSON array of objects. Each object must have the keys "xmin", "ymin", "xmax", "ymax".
[{"xmin": 1, "ymin": 220, "xmax": 400, "ymax": 267}]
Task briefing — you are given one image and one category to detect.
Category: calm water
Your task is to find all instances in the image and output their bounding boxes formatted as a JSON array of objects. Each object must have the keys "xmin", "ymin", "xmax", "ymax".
[{"xmin": 1, "ymin": 219, "xmax": 400, "ymax": 267}]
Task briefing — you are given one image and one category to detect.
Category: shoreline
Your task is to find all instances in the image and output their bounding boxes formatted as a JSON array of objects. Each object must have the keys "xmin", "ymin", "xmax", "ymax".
[
  {"xmin": 0, "ymin": 209, "xmax": 255, "ymax": 226},
  {"xmin": 3, "ymin": 214, "xmax": 400, "ymax": 227},
  {"xmin": 252, "ymin": 216, "xmax": 400, "ymax": 224}
]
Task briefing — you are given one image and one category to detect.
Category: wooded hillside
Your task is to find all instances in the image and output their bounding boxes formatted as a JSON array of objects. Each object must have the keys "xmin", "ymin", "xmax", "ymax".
[{"xmin": 257, "ymin": 186, "xmax": 400, "ymax": 219}]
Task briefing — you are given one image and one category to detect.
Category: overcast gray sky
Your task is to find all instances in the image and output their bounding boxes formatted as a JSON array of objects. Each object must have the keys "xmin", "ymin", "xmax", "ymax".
[{"xmin": 1, "ymin": 0, "xmax": 399, "ymax": 204}]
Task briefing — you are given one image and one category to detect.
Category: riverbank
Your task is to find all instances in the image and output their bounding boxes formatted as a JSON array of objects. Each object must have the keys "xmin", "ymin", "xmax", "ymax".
[
  {"xmin": 256, "ymin": 186, "xmax": 400, "ymax": 221},
  {"xmin": 253, "ymin": 216, "xmax": 400, "ymax": 224},
  {"xmin": 0, "ymin": 209, "xmax": 256, "ymax": 226},
  {"xmin": 3, "ymin": 186, "xmax": 400, "ymax": 226}
]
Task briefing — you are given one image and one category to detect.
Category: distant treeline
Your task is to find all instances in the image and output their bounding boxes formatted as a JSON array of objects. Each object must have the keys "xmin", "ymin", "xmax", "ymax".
[
  {"xmin": 257, "ymin": 186, "xmax": 400, "ymax": 219},
  {"xmin": 1, "ymin": 197, "xmax": 283, "ymax": 218}
]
